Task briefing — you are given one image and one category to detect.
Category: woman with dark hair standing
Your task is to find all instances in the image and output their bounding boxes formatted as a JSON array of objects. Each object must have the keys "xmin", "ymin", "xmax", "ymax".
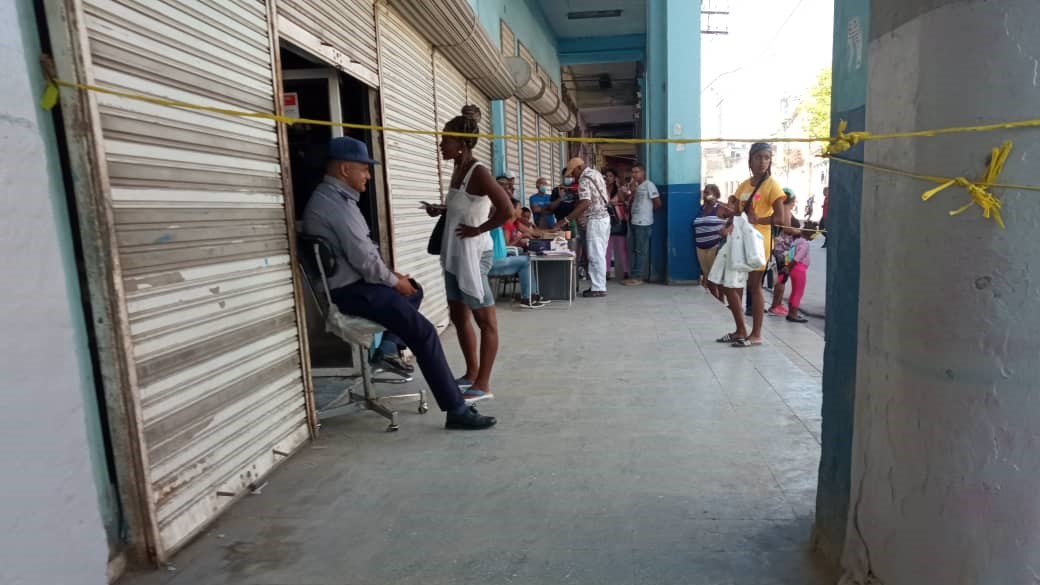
[
  {"xmin": 604, "ymin": 168, "xmax": 631, "ymax": 281},
  {"xmin": 717, "ymin": 142, "xmax": 789, "ymax": 348},
  {"xmin": 427, "ymin": 105, "xmax": 513, "ymax": 402}
]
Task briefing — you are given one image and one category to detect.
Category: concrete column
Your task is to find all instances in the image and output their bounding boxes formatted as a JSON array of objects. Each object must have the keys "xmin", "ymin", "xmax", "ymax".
[
  {"xmin": 842, "ymin": 1, "xmax": 1040, "ymax": 584},
  {"xmin": 4, "ymin": 0, "xmax": 109, "ymax": 582},
  {"xmin": 490, "ymin": 100, "xmax": 506, "ymax": 179},
  {"xmin": 645, "ymin": 0, "xmax": 701, "ymax": 283},
  {"xmin": 815, "ymin": 0, "xmax": 869, "ymax": 567}
]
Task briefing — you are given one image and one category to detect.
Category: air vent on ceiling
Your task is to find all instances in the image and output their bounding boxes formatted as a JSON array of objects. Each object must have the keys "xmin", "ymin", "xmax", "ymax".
[{"xmin": 567, "ymin": 9, "xmax": 623, "ymax": 20}]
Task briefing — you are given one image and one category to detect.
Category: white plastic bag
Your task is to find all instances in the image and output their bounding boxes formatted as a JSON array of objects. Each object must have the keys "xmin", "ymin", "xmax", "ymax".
[
  {"xmin": 708, "ymin": 238, "xmax": 749, "ymax": 290},
  {"xmin": 729, "ymin": 214, "xmax": 766, "ymax": 272}
]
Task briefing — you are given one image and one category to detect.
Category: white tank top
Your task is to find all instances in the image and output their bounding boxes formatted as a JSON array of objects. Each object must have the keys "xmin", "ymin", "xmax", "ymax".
[{"xmin": 441, "ymin": 162, "xmax": 492, "ymax": 300}]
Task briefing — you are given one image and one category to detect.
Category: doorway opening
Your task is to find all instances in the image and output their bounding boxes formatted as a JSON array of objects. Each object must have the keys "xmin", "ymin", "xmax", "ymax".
[{"xmin": 277, "ymin": 42, "xmax": 393, "ymax": 405}]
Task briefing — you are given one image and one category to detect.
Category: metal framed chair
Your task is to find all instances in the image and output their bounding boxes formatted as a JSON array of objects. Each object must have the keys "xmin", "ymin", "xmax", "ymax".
[{"xmin": 298, "ymin": 234, "xmax": 428, "ymax": 432}]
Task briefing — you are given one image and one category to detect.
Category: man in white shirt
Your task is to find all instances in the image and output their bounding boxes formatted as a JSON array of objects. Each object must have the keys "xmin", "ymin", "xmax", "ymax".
[
  {"xmin": 555, "ymin": 157, "xmax": 610, "ymax": 297},
  {"xmin": 624, "ymin": 163, "xmax": 661, "ymax": 285}
]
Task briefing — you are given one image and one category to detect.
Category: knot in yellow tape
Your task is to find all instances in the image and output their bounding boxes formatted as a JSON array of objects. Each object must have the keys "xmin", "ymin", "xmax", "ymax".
[
  {"xmin": 920, "ymin": 142, "xmax": 1011, "ymax": 229},
  {"xmin": 823, "ymin": 120, "xmax": 869, "ymax": 156}
]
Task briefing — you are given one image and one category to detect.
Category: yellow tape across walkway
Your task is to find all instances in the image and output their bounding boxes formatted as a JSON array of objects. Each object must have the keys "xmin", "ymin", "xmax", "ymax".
[{"xmin": 43, "ymin": 78, "xmax": 1040, "ymax": 228}]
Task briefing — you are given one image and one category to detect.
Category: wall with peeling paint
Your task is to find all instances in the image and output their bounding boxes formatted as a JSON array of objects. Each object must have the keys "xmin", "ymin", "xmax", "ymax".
[
  {"xmin": 0, "ymin": 2, "xmax": 108, "ymax": 584},
  {"xmin": 842, "ymin": 0, "xmax": 1040, "ymax": 583}
]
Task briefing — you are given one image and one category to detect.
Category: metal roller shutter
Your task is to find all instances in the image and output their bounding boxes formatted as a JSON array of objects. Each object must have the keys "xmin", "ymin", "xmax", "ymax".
[
  {"xmin": 538, "ymin": 116, "xmax": 553, "ymax": 183},
  {"xmin": 521, "ymin": 103, "xmax": 539, "ymax": 196},
  {"xmin": 278, "ymin": 0, "xmax": 377, "ymax": 82},
  {"xmin": 504, "ymin": 97, "xmax": 520, "ymax": 185},
  {"xmin": 377, "ymin": 6, "xmax": 449, "ymax": 329},
  {"xmin": 551, "ymin": 128, "xmax": 561, "ymax": 181},
  {"xmin": 466, "ymin": 81, "xmax": 493, "ymax": 172},
  {"xmin": 78, "ymin": 0, "xmax": 309, "ymax": 558},
  {"xmin": 433, "ymin": 51, "xmax": 467, "ymax": 200}
]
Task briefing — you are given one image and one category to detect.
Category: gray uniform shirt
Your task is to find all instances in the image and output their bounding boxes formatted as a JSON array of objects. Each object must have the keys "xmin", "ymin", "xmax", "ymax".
[{"xmin": 302, "ymin": 176, "xmax": 398, "ymax": 290}]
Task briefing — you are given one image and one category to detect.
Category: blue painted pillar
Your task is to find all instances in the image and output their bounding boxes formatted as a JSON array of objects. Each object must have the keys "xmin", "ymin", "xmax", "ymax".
[
  {"xmin": 645, "ymin": 0, "xmax": 701, "ymax": 283},
  {"xmin": 813, "ymin": 0, "xmax": 868, "ymax": 568},
  {"xmin": 490, "ymin": 100, "xmax": 506, "ymax": 179}
]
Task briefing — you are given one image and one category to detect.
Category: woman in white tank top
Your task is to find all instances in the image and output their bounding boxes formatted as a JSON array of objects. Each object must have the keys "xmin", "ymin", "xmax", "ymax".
[{"xmin": 427, "ymin": 105, "xmax": 513, "ymax": 403}]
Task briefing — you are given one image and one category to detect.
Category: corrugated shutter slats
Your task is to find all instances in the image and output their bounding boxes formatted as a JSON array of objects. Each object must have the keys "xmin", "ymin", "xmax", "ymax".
[{"xmin": 82, "ymin": 0, "xmax": 308, "ymax": 558}]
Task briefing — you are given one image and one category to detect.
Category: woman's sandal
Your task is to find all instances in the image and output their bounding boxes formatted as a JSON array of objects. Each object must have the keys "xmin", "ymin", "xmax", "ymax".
[
  {"xmin": 731, "ymin": 338, "xmax": 762, "ymax": 348},
  {"xmin": 716, "ymin": 333, "xmax": 744, "ymax": 343}
]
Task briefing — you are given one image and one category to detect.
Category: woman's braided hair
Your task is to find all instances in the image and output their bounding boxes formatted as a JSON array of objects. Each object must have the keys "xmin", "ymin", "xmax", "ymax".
[{"xmin": 444, "ymin": 105, "xmax": 482, "ymax": 150}]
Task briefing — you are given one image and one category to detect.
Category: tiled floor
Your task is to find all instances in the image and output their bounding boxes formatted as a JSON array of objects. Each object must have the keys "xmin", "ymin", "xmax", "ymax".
[{"xmin": 123, "ymin": 283, "xmax": 834, "ymax": 585}]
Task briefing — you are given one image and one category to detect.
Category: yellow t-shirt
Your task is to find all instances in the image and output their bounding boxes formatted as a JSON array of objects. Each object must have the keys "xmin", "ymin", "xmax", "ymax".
[{"xmin": 734, "ymin": 176, "xmax": 786, "ymax": 270}]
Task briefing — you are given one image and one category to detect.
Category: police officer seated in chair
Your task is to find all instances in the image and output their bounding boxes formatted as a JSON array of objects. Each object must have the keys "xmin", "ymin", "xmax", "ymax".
[{"xmin": 302, "ymin": 136, "xmax": 496, "ymax": 430}]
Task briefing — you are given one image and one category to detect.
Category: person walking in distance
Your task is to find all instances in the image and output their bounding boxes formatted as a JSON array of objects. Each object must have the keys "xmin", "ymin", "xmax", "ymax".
[
  {"xmin": 556, "ymin": 157, "xmax": 611, "ymax": 298},
  {"xmin": 624, "ymin": 163, "xmax": 661, "ymax": 285},
  {"xmin": 303, "ymin": 136, "xmax": 496, "ymax": 429}
]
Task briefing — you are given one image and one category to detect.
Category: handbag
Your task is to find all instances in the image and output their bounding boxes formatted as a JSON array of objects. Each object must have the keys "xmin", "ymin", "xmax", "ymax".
[
  {"xmin": 426, "ymin": 214, "xmax": 446, "ymax": 255},
  {"xmin": 608, "ymin": 204, "xmax": 627, "ymax": 236}
]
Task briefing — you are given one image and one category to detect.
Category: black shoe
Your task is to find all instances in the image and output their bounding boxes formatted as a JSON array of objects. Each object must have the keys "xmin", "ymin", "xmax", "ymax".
[
  {"xmin": 582, "ymin": 289, "xmax": 607, "ymax": 298},
  {"xmin": 379, "ymin": 354, "xmax": 414, "ymax": 375},
  {"xmin": 446, "ymin": 406, "xmax": 497, "ymax": 430}
]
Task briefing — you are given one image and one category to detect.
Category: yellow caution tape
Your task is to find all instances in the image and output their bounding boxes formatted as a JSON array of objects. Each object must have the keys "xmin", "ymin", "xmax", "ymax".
[
  {"xmin": 42, "ymin": 78, "xmax": 1040, "ymax": 228},
  {"xmin": 829, "ymin": 141, "xmax": 1031, "ymax": 229}
]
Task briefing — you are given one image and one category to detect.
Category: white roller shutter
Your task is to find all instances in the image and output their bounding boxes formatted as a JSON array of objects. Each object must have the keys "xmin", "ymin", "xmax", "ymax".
[
  {"xmin": 521, "ymin": 103, "xmax": 539, "ymax": 196},
  {"xmin": 377, "ymin": 7, "xmax": 449, "ymax": 329},
  {"xmin": 433, "ymin": 51, "xmax": 467, "ymax": 199},
  {"xmin": 466, "ymin": 81, "xmax": 493, "ymax": 172},
  {"xmin": 277, "ymin": 0, "xmax": 378, "ymax": 85},
  {"xmin": 538, "ymin": 116, "xmax": 553, "ymax": 182},
  {"xmin": 73, "ymin": 0, "xmax": 309, "ymax": 559},
  {"xmin": 551, "ymin": 128, "xmax": 561, "ymax": 181}
]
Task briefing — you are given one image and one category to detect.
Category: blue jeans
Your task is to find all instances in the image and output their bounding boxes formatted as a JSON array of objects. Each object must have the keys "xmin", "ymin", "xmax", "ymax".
[
  {"xmin": 488, "ymin": 255, "xmax": 536, "ymax": 299},
  {"xmin": 630, "ymin": 224, "xmax": 652, "ymax": 280}
]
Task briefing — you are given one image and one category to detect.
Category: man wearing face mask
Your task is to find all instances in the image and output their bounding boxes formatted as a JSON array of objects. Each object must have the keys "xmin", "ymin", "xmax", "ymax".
[
  {"xmin": 555, "ymin": 157, "xmax": 611, "ymax": 298},
  {"xmin": 528, "ymin": 177, "xmax": 553, "ymax": 228}
]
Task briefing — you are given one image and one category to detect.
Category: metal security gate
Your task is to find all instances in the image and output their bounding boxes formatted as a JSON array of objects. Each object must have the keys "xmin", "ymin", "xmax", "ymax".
[
  {"xmin": 538, "ymin": 116, "xmax": 553, "ymax": 181},
  {"xmin": 50, "ymin": 0, "xmax": 311, "ymax": 561},
  {"xmin": 466, "ymin": 81, "xmax": 493, "ymax": 174},
  {"xmin": 277, "ymin": 0, "xmax": 378, "ymax": 85},
  {"xmin": 433, "ymin": 51, "xmax": 467, "ymax": 199},
  {"xmin": 376, "ymin": 6, "xmax": 449, "ymax": 328},
  {"xmin": 521, "ymin": 103, "xmax": 539, "ymax": 196}
]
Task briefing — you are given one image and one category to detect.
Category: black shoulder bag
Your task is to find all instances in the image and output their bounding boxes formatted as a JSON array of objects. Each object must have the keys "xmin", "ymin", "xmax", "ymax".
[{"xmin": 427, "ymin": 214, "xmax": 446, "ymax": 255}]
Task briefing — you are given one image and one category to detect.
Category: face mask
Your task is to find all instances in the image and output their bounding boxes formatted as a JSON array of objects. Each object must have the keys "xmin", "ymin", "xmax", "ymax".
[
  {"xmin": 563, "ymin": 177, "xmax": 574, "ymax": 186},
  {"xmin": 539, "ymin": 185, "xmax": 551, "ymax": 194}
]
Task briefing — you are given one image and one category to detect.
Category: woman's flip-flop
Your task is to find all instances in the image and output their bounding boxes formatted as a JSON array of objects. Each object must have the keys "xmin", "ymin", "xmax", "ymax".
[
  {"xmin": 717, "ymin": 333, "xmax": 744, "ymax": 343},
  {"xmin": 731, "ymin": 338, "xmax": 762, "ymax": 348}
]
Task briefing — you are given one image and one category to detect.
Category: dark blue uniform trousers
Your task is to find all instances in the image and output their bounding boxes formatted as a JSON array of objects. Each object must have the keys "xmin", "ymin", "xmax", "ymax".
[{"xmin": 330, "ymin": 281, "xmax": 465, "ymax": 413}]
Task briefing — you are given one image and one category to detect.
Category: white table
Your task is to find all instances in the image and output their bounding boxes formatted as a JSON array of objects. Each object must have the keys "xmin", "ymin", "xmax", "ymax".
[{"xmin": 528, "ymin": 253, "xmax": 576, "ymax": 308}]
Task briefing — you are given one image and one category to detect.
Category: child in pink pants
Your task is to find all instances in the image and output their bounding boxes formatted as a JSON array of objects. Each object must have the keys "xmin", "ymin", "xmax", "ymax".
[{"xmin": 785, "ymin": 219, "xmax": 810, "ymax": 323}]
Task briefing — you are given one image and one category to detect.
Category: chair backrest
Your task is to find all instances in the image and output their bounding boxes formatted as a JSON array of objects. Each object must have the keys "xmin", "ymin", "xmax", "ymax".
[{"xmin": 297, "ymin": 234, "xmax": 338, "ymax": 316}]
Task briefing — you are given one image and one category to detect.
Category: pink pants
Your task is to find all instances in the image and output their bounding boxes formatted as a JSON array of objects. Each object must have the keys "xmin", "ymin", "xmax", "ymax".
[
  {"xmin": 788, "ymin": 263, "xmax": 808, "ymax": 310},
  {"xmin": 606, "ymin": 235, "xmax": 629, "ymax": 276}
]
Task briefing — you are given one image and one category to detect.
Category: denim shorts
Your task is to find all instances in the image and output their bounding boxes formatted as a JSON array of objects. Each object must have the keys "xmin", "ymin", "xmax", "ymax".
[{"xmin": 444, "ymin": 251, "xmax": 495, "ymax": 310}]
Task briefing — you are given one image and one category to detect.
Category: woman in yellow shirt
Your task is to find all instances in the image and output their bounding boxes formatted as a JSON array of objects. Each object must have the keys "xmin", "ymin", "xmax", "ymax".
[{"xmin": 717, "ymin": 142, "xmax": 789, "ymax": 347}]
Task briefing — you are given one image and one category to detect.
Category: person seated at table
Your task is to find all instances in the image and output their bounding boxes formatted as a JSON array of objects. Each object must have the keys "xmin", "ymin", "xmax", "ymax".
[
  {"xmin": 520, "ymin": 207, "xmax": 534, "ymax": 229},
  {"xmin": 528, "ymin": 177, "xmax": 554, "ymax": 228},
  {"xmin": 488, "ymin": 202, "xmax": 550, "ymax": 309}
]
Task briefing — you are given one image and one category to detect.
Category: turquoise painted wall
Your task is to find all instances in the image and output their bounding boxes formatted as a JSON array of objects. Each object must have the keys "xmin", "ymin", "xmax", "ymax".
[{"xmin": 469, "ymin": 0, "xmax": 562, "ymax": 86}]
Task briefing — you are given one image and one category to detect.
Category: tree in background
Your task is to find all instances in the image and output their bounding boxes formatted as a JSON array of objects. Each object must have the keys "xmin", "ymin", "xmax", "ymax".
[{"xmin": 801, "ymin": 68, "xmax": 832, "ymax": 148}]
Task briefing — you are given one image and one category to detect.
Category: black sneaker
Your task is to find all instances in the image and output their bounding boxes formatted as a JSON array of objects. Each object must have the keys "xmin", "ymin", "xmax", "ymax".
[{"xmin": 446, "ymin": 406, "xmax": 497, "ymax": 430}]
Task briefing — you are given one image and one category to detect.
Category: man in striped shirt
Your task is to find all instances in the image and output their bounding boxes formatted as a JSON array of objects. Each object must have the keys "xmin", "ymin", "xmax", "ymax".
[{"xmin": 694, "ymin": 184, "xmax": 727, "ymax": 301}]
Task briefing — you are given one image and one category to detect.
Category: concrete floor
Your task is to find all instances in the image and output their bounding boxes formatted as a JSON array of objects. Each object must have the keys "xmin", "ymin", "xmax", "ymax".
[{"xmin": 123, "ymin": 283, "xmax": 833, "ymax": 585}]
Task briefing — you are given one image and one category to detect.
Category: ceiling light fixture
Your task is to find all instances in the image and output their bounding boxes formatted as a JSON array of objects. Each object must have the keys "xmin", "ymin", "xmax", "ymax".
[{"xmin": 567, "ymin": 9, "xmax": 623, "ymax": 19}]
